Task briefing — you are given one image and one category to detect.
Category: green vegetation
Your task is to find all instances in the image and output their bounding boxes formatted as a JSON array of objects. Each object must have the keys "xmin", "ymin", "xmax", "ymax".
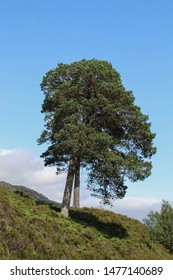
[
  {"xmin": 0, "ymin": 182, "xmax": 172, "ymax": 260},
  {"xmin": 143, "ymin": 200, "xmax": 173, "ymax": 253},
  {"xmin": 0, "ymin": 181, "xmax": 61, "ymax": 210},
  {"xmin": 38, "ymin": 59, "xmax": 156, "ymax": 216}
]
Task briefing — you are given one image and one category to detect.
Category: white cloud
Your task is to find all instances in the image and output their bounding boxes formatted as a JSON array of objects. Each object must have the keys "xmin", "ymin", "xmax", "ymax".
[
  {"xmin": 0, "ymin": 148, "xmax": 163, "ymax": 221},
  {"xmin": 0, "ymin": 148, "xmax": 66, "ymax": 201},
  {"xmin": 110, "ymin": 197, "xmax": 162, "ymax": 221},
  {"xmin": 0, "ymin": 149, "xmax": 12, "ymax": 156},
  {"xmin": 80, "ymin": 187, "xmax": 162, "ymax": 221}
]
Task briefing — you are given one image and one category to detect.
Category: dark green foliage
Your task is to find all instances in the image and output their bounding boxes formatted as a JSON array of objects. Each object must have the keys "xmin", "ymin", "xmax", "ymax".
[
  {"xmin": 0, "ymin": 182, "xmax": 172, "ymax": 260},
  {"xmin": 38, "ymin": 59, "xmax": 156, "ymax": 210},
  {"xmin": 143, "ymin": 200, "xmax": 173, "ymax": 253},
  {"xmin": 70, "ymin": 208, "xmax": 128, "ymax": 239}
]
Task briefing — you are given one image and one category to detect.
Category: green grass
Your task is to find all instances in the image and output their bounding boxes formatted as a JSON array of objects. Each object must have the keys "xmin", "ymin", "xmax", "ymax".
[{"xmin": 0, "ymin": 181, "xmax": 172, "ymax": 260}]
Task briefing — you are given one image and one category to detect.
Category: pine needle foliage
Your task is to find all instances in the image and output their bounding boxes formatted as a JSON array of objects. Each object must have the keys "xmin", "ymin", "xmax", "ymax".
[{"xmin": 38, "ymin": 59, "xmax": 156, "ymax": 215}]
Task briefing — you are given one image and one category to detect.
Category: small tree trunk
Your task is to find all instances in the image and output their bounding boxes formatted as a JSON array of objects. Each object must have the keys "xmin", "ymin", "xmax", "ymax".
[
  {"xmin": 73, "ymin": 160, "xmax": 80, "ymax": 208},
  {"xmin": 61, "ymin": 160, "xmax": 75, "ymax": 217}
]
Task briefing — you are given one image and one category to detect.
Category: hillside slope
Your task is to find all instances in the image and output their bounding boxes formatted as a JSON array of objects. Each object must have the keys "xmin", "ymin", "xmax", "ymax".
[
  {"xmin": 0, "ymin": 182, "xmax": 172, "ymax": 260},
  {"xmin": 0, "ymin": 181, "xmax": 61, "ymax": 209}
]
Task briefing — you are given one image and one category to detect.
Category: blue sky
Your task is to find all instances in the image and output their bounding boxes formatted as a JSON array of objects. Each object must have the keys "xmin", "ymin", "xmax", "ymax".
[{"xmin": 0, "ymin": 0, "xmax": 173, "ymax": 220}]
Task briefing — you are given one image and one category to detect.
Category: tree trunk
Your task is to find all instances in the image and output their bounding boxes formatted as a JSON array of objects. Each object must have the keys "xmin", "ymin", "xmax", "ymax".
[
  {"xmin": 61, "ymin": 160, "xmax": 75, "ymax": 217},
  {"xmin": 73, "ymin": 159, "xmax": 80, "ymax": 208}
]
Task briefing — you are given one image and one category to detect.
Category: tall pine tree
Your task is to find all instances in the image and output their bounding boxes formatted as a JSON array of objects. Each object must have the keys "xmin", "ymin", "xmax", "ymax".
[{"xmin": 38, "ymin": 59, "xmax": 156, "ymax": 216}]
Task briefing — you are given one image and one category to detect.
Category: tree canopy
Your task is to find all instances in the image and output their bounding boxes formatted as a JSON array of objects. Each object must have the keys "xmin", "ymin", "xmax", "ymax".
[
  {"xmin": 143, "ymin": 200, "xmax": 173, "ymax": 253},
  {"xmin": 38, "ymin": 59, "xmax": 156, "ymax": 216}
]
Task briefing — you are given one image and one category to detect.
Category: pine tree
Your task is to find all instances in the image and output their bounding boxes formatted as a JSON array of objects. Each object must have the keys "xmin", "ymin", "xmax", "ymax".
[{"xmin": 38, "ymin": 59, "xmax": 156, "ymax": 216}]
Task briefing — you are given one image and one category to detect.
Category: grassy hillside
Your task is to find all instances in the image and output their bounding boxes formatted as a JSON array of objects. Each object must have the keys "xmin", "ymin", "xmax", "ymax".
[
  {"xmin": 0, "ymin": 181, "xmax": 61, "ymax": 210},
  {"xmin": 0, "ymin": 181, "xmax": 172, "ymax": 260}
]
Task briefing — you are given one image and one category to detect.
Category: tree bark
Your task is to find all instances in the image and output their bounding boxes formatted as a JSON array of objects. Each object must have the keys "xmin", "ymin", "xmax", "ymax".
[
  {"xmin": 73, "ymin": 159, "xmax": 80, "ymax": 208},
  {"xmin": 61, "ymin": 160, "xmax": 75, "ymax": 217}
]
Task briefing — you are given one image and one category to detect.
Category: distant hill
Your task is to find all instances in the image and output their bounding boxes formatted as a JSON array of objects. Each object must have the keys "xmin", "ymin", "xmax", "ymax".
[
  {"xmin": 0, "ymin": 181, "xmax": 172, "ymax": 260},
  {"xmin": 0, "ymin": 181, "xmax": 61, "ymax": 210}
]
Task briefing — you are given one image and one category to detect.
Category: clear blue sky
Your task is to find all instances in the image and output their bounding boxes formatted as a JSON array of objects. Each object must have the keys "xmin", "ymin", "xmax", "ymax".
[{"xmin": 0, "ymin": 0, "xmax": 173, "ymax": 207}]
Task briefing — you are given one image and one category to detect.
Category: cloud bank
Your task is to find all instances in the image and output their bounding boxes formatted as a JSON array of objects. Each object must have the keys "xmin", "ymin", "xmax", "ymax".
[
  {"xmin": 0, "ymin": 148, "xmax": 66, "ymax": 201},
  {"xmin": 0, "ymin": 148, "xmax": 162, "ymax": 221},
  {"xmin": 80, "ymin": 188, "xmax": 162, "ymax": 221}
]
